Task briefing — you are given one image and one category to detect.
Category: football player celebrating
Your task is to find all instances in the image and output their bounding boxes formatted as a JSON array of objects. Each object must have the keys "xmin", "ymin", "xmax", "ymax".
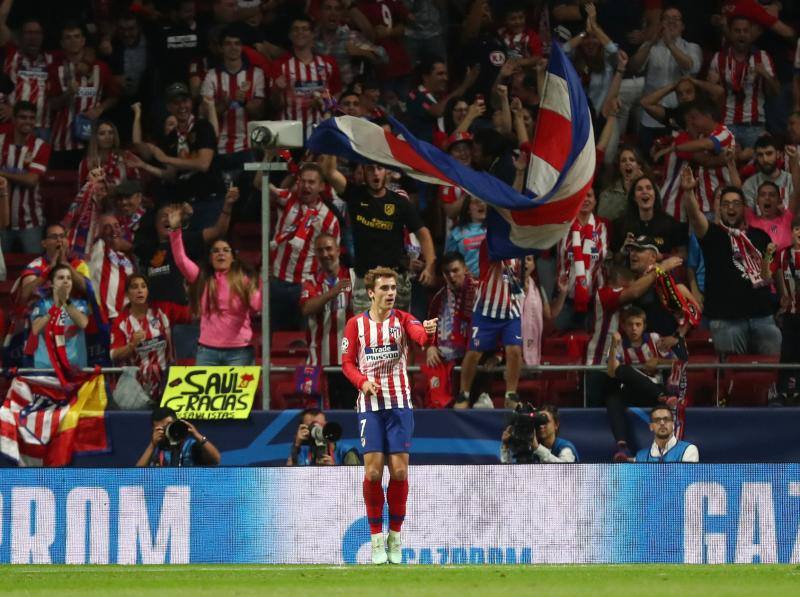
[{"xmin": 341, "ymin": 266, "xmax": 437, "ymax": 564}]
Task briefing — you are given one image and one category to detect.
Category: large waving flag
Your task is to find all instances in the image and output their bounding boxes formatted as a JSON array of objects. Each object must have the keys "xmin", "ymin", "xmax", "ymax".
[{"xmin": 307, "ymin": 43, "xmax": 594, "ymax": 259}]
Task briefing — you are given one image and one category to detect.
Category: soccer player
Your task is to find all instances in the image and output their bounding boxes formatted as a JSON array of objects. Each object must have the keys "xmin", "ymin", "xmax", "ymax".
[{"xmin": 341, "ymin": 266, "xmax": 437, "ymax": 565}]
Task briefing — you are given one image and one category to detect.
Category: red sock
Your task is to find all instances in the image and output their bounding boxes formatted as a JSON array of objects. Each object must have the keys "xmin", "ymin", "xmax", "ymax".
[
  {"xmin": 387, "ymin": 479, "xmax": 409, "ymax": 532},
  {"xmin": 362, "ymin": 479, "xmax": 384, "ymax": 534}
]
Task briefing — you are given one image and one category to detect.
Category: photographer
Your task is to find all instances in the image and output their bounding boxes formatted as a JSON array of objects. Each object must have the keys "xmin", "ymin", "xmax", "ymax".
[
  {"xmin": 135, "ymin": 407, "xmax": 221, "ymax": 467},
  {"xmin": 500, "ymin": 404, "xmax": 578, "ymax": 464},
  {"xmin": 287, "ymin": 408, "xmax": 360, "ymax": 466}
]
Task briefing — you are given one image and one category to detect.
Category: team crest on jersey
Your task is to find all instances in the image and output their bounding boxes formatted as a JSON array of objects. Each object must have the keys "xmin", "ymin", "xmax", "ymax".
[
  {"xmin": 489, "ymin": 51, "xmax": 506, "ymax": 67},
  {"xmin": 384, "ymin": 203, "xmax": 395, "ymax": 216},
  {"xmin": 341, "ymin": 338, "xmax": 349, "ymax": 353},
  {"xmin": 389, "ymin": 326, "xmax": 401, "ymax": 339}
]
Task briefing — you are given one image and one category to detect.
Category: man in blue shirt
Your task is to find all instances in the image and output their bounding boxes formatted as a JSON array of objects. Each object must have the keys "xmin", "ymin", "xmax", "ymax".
[
  {"xmin": 500, "ymin": 404, "xmax": 579, "ymax": 463},
  {"xmin": 635, "ymin": 405, "xmax": 699, "ymax": 462}
]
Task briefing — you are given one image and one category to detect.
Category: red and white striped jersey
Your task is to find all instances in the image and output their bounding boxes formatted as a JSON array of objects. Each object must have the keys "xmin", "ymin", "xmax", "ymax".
[
  {"xmin": 498, "ymin": 27, "xmax": 543, "ymax": 60},
  {"xmin": 660, "ymin": 131, "xmax": 689, "ymax": 221},
  {"xmin": 200, "ymin": 64, "xmax": 266, "ymax": 154},
  {"xmin": 78, "ymin": 151, "xmax": 138, "ymax": 188},
  {"xmin": 341, "ymin": 309, "xmax": 430, "ymax": 412},
  {"xmin": 271, "ymin": 195, "xmax": 340, "ymax": 284},
  {"xmin": 89, "ymin": 238, "xmax": 135, "ymax": 320},
  {"xmin": 473, "ymin": 241, "xmax": 523, "ymax": 320},
  {"xmin": 0, "ymin": 128, "xmax": 51, "ymax": 229},
  {"xmin": 709, "ymin": 48, "xmax": 775, "ymax": 126},
  {"xmin": 111, "ymin": 307, "xmax": 172, "ymax": 395},
  {"xmin": 778, "ymin": 246, "xmax": 800, "ymax": 314},
  {"xmin": 555, "ymin": 214, "xmax": 608, "ymax": 300},
  {"xmin": 300, "ymin": 266, "xmax": 356, "ymax": 366},
  {"xmin": 270, "ymin": 52, "xmax": 341, "ymax": 140},
  {"xmin": 614, "ymin": 331, "xmax": 672, "ymax": 383},
  {"xmin": 585, "ymin": 286, "xmax": 622, "ymax": 365},
  {"xmin": 47, "ymin": 59, "xmax": 114, "ymax": 151},
  {"xmin": 4, "ymin": 45, "xmax": 55, "ymax": 128},
  {"xmin": 695, "ymin": 124, "xmax": 735, "ymax": 213}
]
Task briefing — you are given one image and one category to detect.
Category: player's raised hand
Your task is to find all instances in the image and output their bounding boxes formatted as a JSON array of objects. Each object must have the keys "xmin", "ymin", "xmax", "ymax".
[
  {"xmin": 361, "ymin": 380, "xmax": 380, "ymax": 397},
  {"xmin": 423, "ymin": 318, "xmax": 438, "ymax": 335}
]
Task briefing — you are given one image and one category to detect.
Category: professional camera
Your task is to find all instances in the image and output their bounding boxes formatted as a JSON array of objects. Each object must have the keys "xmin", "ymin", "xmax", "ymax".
[
  {"xmin": 160, "ymin": 420, "xmax": 189, "ymax": 448},
  {"xmin": 507, "ymin": 403, "xmax": 549, "ymax": 463},
  {"xmin": 248, "ymin": 120, "xmax": 303, "ymax": 149},
  {"xmin": 308, "ymin": 421, "xmax": 343, "ymax": 463}
]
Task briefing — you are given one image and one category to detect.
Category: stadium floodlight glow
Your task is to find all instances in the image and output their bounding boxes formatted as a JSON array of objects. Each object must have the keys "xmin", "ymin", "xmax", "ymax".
[{"xmin": 248, "ymin": 120, "xmax": 303, "ymax": 149}]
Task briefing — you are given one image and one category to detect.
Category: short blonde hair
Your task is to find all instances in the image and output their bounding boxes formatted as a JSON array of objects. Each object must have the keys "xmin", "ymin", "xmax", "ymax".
[{"xmin": 363, "ymin": 267, "xmax": 397, "ymax": 291}]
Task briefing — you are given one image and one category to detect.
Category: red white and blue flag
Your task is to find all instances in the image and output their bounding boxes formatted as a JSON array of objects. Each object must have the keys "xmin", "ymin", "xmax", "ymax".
[{"xmin": 307, "ymin": 43, "xmax": 594, "ymax": 259}]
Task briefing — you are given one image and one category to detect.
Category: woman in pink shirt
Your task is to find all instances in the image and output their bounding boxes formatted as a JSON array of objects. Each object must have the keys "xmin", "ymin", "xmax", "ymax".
[{"xmin": 167, "ymin": 207, "xmax": 261, "ymax": 366}]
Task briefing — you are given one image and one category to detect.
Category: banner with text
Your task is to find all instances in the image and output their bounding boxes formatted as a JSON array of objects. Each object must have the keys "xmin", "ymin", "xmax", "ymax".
[
  {"xmin": 160, "ymin": 367, "xmax": 260, "ymax": 420},
  {"xmin": 0, "ymin": 465, "xmax": 799, "ymax": 564}
]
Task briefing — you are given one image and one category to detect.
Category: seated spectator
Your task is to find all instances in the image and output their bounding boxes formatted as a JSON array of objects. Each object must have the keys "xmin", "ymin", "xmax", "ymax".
[
  {"xmin": 111, "ymin": 274, "xmax": 190, "ymax": 399},
  {"xmin": 634, "ymin": 405, "xmax": 699, "ymax": 463},
  {"xmin": 168, "ymin": 206, "xmax": 261, "ymax": 366},
  {"xmin": 321, "ymin": 155, "xmax": 436, "ymax": 312},
  {"xmin": 270, "ymin": 162, "xmax": 341, "ymax": 331},
  {"xmin": 606, "ymin": 307, "xmax": 684, "ymax": 462},
  {"xmin": 444, "ymin": 195, "xmax": 486, "ymax": 277},
  {"xmin": 743, "ymin": 136, "xmax": 794, "ymax": 212},
  {"xmin": 136, "ymin": 406, "xmax": 220, "ymax": 467},
  {"xmin": 287, "ymin": 408, "xmax": 360, "ymax": 465},
  {"xmin": 299, "ymin": 233, "xmax": 357, "ymax": 409},
  {"xmin": 29, "ymin": 264, "xmax": 90, "ymax": 370},
  {"xmin": 0, "ymin": 100, "xmax": 51, "ymax": 254},
  {"xmin": 88, "ymin": 213, "xmax": 136, "ymax": 321},
  {"xmin": 78, "ymin": 120, "xmax": 137, "ymax": 188},
  {"xmin": 629, "ymin": 6, "xmax": 702, "ymax": 152},
  {"xmin": 457, "ymin": 240, "xmax": 523, "ymax": 410},
  {"xmin": 707, "ymin": 15, "xmax": 778, "ymax": 149},
  {"xmin": 598, "ymin": 145, "xmax": 646, "ymax": 222},
  {"xmin": 424, "ymin": 252, "xmax": 477, "ymax": 408},
  {"xmin": 555, "ymin": 188, "xmax": 609, "ymax": 331},
  {"xmin": 611, "ymin": 175, "xmax": 688, "ymax": 258},
  {"xmin": 500, "ymin": 403, "xmax": 578, "ymax": 464},
  {"xmin": 682, "ymin": 167, "xmax": 781, "ymax": 356}
]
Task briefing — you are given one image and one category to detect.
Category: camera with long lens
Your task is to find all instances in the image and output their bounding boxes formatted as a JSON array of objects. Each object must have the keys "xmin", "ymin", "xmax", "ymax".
[
  {"xmin": 507, "ymin": 402, "xmax": 548, "ymax": 463},
  {"xmin": 159, "ymin": 420, "xmax": 190, "ymax": 449},
  {"xmin": 307, "ymin": 421, "xmax": 343, "ymax": 463}
]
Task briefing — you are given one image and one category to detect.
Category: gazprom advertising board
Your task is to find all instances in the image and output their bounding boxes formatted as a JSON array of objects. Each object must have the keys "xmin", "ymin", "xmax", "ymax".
[{"xmin": 0, "ymin": 465, "xmax": 798, "ymax": 564}]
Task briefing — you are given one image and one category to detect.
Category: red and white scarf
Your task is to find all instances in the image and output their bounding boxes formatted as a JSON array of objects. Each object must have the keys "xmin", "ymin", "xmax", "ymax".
[
  {"xmin": 721, "ymin": 224, "xmax": 766, "ymax": 287},
  {"xmin": 655, "ymin": 269, "xmax": 701, "ymax": 328},
  {"xmin": 567, "ymin": 215, "xmax": 596, "ymax": 312},
  {"xmin": 43, "ymin": 304, "xmax": 75, "ymax": 387}
]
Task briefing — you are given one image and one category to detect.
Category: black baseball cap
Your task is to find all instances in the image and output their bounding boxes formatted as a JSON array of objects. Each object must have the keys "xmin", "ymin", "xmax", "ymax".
[
  {"xmin": 165, "ymin": 82, "xmax": 191, "ymax": 102},
  {"xmin": 625, "ymin": 235, "xmax": 661, "ymax": 256}
]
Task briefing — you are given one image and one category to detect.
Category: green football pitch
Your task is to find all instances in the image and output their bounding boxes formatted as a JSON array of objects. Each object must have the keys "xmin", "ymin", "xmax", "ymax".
[{"xmin": 0, "ymin": 565, "xmax": 798, "ymax": 596}]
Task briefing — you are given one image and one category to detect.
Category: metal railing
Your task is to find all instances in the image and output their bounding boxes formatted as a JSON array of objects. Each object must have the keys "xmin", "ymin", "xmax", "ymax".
[{"xmin": 6, "ymin": 361, "xmax": 793, "ymax": 408}]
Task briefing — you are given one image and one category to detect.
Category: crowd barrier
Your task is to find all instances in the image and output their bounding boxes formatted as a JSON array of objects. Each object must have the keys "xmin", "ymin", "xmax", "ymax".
[
  {"xmin": 18, "ymin": 408, "xmax": 797, "ymax": 467},
  {"xmin": 0, "ymin": 465, "xmax": 798, "ymax": 564}
]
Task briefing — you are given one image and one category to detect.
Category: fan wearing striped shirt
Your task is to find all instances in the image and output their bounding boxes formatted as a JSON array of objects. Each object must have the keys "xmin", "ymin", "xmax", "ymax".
[{"xmin": 606, "ymin": 305, "xmax": 680, "ymax": 462}]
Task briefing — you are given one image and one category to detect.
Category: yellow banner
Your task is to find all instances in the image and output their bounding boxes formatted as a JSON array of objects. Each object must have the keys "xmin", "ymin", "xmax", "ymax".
[{"xmin": 160, "ymin": 367, "xmax": 261, "ymax": 420}]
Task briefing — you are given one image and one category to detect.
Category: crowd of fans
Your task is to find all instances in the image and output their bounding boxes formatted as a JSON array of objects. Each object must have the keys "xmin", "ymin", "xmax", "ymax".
[{"xmin": 0, "ymin": 0, "xmax": 799, "ymax": 436}]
